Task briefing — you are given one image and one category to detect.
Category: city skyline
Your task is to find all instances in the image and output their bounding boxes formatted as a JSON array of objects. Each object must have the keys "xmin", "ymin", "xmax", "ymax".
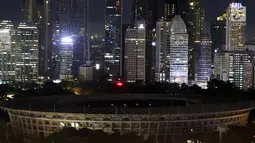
[{"xmin": 1, "ymin": 0, "xmax": 255, "ymax": 40}]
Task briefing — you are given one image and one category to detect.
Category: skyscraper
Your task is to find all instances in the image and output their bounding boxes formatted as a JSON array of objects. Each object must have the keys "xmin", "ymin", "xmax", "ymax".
[
  {"xmin": 196, "ymin": 33, "xmax": 211, "ymax": 88},
  {"xmin": 156, "ymin": 20, "xmax": 171, "ymax": 82},
  {"xmin": 187, "ymin": 0, "xmax": 205, "ymax": 83},
  {"xmin": 22, "ymin": 0, "xmax": 53, "ymax": 79},
  {"xmin": 164, "ymin": 0, "xmax": 188, "ymax": 21},
  {"xmin": 226, "ymin": 3, "xmax": 246, "ymax": 51},
  {"xmin": 90, "ymin": 34, "xmax": 105, "ymax": 77},
  {"xmin": 56, "ymin": 0, "xmax": 88, "ymax": 79},
  {"xmin": 11, "ymin": 22, "xmax": 39, "ymax": 82},
  {"xmin": 22, "ymin": 0, "xmax": 39, "ymax": 22},
  {"xmin": 214, "ymin": 2, "xmax": 247, "ymax": 89},
  {"xmin": 38, "ymin": 0, "xmax": 53, "ymax": 79},
  {"xmin": 124, "ymin": 21, "xmax": 146, "ymax": 82},
  {"xmin": 130, "ymin": 0, "xmax": 158, "ymax": 82},
  {"xmin": 169, "ymin": 15, "xmax": 188, "ymax": 84},
  {"xmin": 0, "ymin": 21, "xmax": 15, "ymax": 84},
  {"xmin": 105, "ymin": 0, "xmax": 122, "ymax": 80},
  {"xmin": 211, "ymin": 14, "xmax": 226, "ymax": 75}
]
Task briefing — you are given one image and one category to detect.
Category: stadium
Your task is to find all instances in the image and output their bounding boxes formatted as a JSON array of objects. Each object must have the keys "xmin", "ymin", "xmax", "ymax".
[{"xmin": 4, "ymin": 94, "xmax": 255, "ymax": 142}]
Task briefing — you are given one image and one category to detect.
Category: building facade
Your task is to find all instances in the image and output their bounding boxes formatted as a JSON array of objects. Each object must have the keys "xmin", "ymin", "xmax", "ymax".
[
  {"xmin": 56, "ymin": 0, "xmax": 88, "ymax": 79},
  {"xmin": 169, "ymin": 15, "xmax": 188, "ymax": 84},
  {"xmin": 0, "ymin": 21, "xmax": 15, "ymax": 84},
  {"xmin": 105, "ymin": 0, "xmax": 122, "ymax": 80},
  {"xmin": 196, "ymin": 33, "xmax": 211, "ymax": 88},
  {"xmin": 124, "ymin": 21, "xmax": 146, "ymax": 82},
  {"xmin": 156, "ymin": 20, "xmax": 171, "ymax": 82},
  {"xmin": 59, "ymin": 37, "xmax": 73, "ymax": 80},
  {"xmin": 187, "ymin": 0, "xmax": 205, "ymax": 83},
  {"xmin": 11, "ymin": 22, "xmax": 39, "ymax": 82},
  {"xmin": 131, "ymin": 0, "xmax": 158, "ymax": 82}
]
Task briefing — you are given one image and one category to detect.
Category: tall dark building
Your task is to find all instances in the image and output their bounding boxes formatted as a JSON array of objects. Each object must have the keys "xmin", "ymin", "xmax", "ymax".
[
  {"xmin": 211, "ymin": 15, "xmax": 226, "ymax": 65},
  {"xmin": 105, "ymin": 0, "xmax": 122, "ymax": 80},
  {"xmin": 186, "ymin": 0, "xmax": 205, "ymax": 83},
  {"xmin": 130, "ymin": 0, "xmax": 158, "ymax": 82},
  {"xmin": 56, "ymin": 0, "xmax": 88, "ymax": 80},
  {"xmin": 38, "ymin": 0, "xmax": 53, "ymax": 79},
  {"xmin": 22, "ymin": 0, "xmax": 39, "ymax": 23},
  {"xmin": 22, "ymin": 0, "xmax": 53, "ymax": 79},
  {"xmin": 164, "ymin": 0, "xmax": 189, "ymax": 21}
]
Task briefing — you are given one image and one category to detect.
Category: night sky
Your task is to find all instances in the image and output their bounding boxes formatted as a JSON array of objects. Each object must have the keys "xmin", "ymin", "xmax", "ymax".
[{"xmin": 0, "ymin": 0, "xmax": 254, "ymax": 40}]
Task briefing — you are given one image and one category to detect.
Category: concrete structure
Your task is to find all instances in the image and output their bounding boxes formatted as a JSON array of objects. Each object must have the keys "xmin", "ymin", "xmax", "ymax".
[
  {"xmin": 124, "ymin": 21, "xmax": 146, "ymax": 82},
  {"xmin": 11, "ymin": 22, "xmax": 39, "ymax": 82},
  {"xmin": 170, "ymin": 15, "xmax": 188, "ymax": 84},
  {"xmin": 5, "ymin": 94, "xmax": 254, "ymax": 142},
  {"xmin": 156, "ymin": 20, "xmax": 171, "ymax": 82}
]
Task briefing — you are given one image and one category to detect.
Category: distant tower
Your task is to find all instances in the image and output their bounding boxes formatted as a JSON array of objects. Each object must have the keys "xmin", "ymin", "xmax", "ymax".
[
  {"xmin": 56, "ymin": 0, "xmax": 88, "ymax": 79},
  {"xmin": 0, "ymin": 21, "xmax": 14, "ymax": 84},
  {"xmin": 124, "ymin": 21, "xmax": 146, "ymax": 82},
  {"xmin": 105, "ymin": 0, "xmax": 122, "ymax": 80},
  {"xmin": 211, "ymin": 13, "xmax": 226, "ymax": 74},
  {"xmin": 187, "ymin": 0, "xmax": 205, "ymax": 83},
  {"xmin": 11, "ymin": 22, "xmax": 39, "ymax": 82},
  {"xmin": 170, "ymin": 15, "xmax": 189, "ymax": 84},
  {"xmin": 155, "ymin": 19, "xmax": 171, "ymax": 82},
  {"xmin": 214, "ymin": 2, "xmax": 248, "ymax": 89},
  {"xmin": 226, "ymin": 2, "xmax": 246, "ymax": 51},
  {"xmin": 196, "ymin": 33, "xmax": 212, "ymax": 88}
]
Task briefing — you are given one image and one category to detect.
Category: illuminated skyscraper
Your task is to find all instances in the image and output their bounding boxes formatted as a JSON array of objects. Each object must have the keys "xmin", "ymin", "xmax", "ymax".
[
  {"xmin": 124, "ymin": 21, "xmax": 146, "ymax": 82},
  {"xmin": 214, "ymin": 2, "xmax": 247, "ymax": 89},
  {"xmin": 196, "ymin": 33, "xmax": 211, "ymax": 88},
  {"xmin": 226, "ymin": 3, "xmax": 246, "ymax": 51},
  {"xmin": 56, "ymin": 0, "xmax": 88, "ymax": 79},
  {"xmin": 105, "ymin": 0, "xmax": 122, "ymax": 80},
  {"xmin": 156, "ymin": 20, "xmax": 171, "ymax": 82},
  {"xmin": 130, "ymin": 0, "xmax": 158, "ymax": 81},
  {"xmin": 59, "ymin": 37, "xmax": 73, "ymax": 80},
  {"xmin": 170, "ymin": 15, "xmax": 188, "ymax": 84},
  {"xmin": 0, "ymin": 21, "xmax": 15, "ymax": 84},
  {"xmin": 11, "ymin": 22, "xmax": 39, "ymax": 82}
]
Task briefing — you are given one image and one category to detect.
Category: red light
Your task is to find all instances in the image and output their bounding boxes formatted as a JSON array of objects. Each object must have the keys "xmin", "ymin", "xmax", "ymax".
[{"xmin": 116, "ymin": 81, "xmax": 123, "ymax": 87}]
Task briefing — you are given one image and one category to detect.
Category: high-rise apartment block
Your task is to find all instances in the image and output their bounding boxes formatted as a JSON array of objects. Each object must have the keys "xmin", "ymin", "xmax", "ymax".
[{"xmin": 124, "ymin": 21, "xmax": 146, "ymax": 82}]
